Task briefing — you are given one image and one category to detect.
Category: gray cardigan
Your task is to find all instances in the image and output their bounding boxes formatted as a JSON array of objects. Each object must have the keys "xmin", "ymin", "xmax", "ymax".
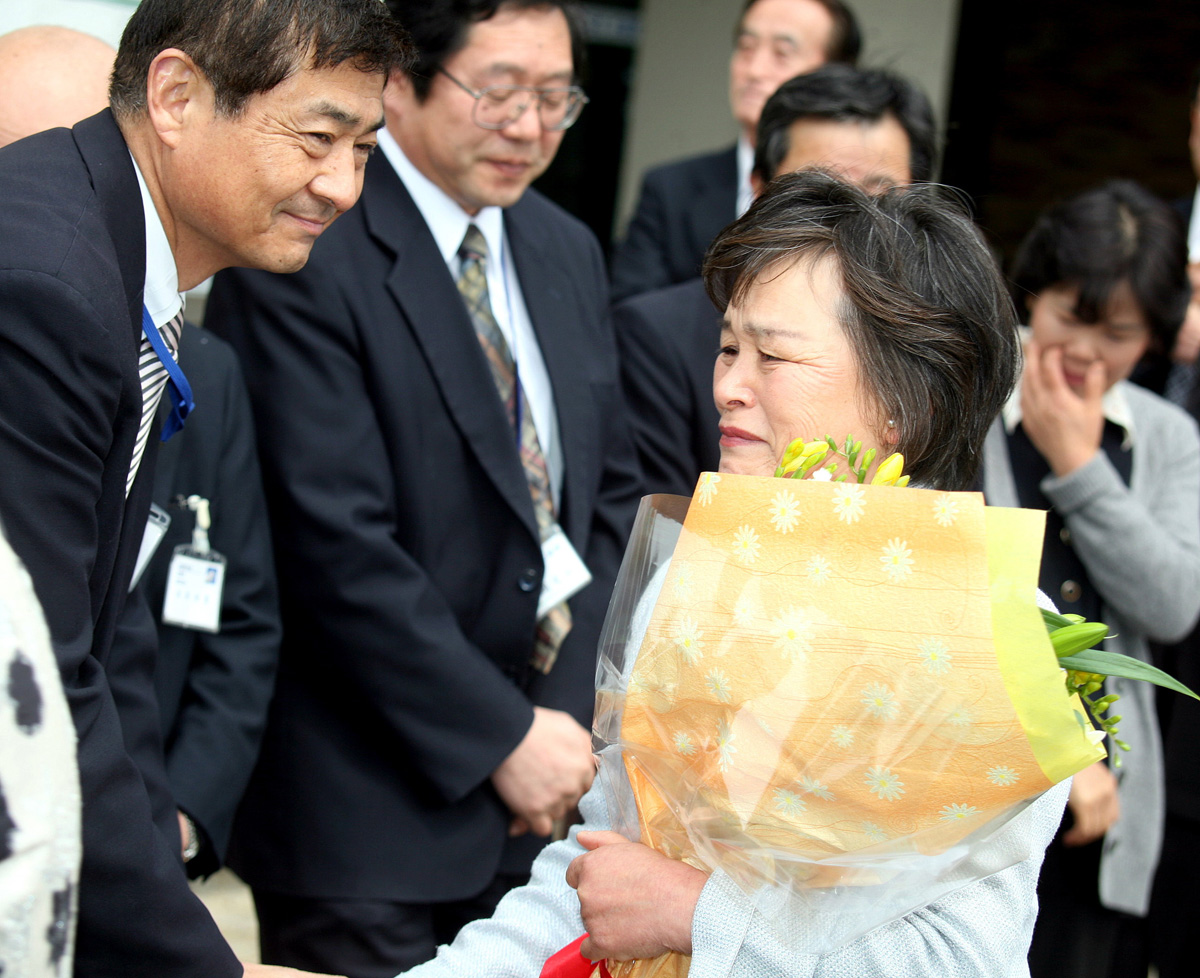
[{"xmin": 982, "ymin": 379, "xmax": 1200, "ymax": 914}]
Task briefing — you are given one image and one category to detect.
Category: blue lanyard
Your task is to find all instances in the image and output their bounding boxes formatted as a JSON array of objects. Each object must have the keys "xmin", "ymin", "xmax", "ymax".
[{"xmin": 141, "ymin": 305, "xmax": 194, "ymax": 440}]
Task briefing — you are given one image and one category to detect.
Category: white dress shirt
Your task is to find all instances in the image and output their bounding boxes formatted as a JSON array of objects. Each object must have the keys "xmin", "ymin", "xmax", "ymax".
[
  {"xmin": 378, "ymin": 128, "xmax": 564, "ymax": 508},
  {"xmin": 736, "ymin": 132, "xmax": 755, "ymax": 218}
]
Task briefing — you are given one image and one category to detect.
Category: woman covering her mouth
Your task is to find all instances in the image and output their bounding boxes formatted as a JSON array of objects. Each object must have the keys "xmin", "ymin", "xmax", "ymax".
[{"xmin": 982, "ymin": 180, "xmax": 1200, "ymax": 978}]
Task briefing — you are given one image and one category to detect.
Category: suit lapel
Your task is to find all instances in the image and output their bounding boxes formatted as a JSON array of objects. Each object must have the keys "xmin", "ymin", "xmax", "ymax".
[
  {"xmin": 362, "ymin": 158, "xmax": 539, "ymax": 541},
  {"xmin": 74, "ymin": 110, "xmax": 146, "ymax": 354},
  {"xmin": 506, "ymin": 200, "xmax": 593, "ymax": 548}
]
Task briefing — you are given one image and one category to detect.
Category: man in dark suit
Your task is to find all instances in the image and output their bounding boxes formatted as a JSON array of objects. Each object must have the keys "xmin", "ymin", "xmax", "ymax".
[
  {"xmin": 616, "ymin": 64, "xmax": 935, "ymax": 496},
  {"xmin": 609, "ymin": 0, "xmax": 861, "ymax": 301},
  {"xmin": 205, "ymin": 2, "xmax": 643, "ymax": 975},
  {"xmin": 0, "ymin": 1, "xmax": 409, "ymax": 975},
  {"xmin": 121, "ymin": 324, "xmax": 282, "ymax": 881}
]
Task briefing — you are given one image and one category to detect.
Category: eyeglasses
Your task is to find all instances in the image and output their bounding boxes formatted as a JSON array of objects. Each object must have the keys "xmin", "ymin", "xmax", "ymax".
[{"xmin": 436, "ymin": 67, "xmax": 589, "ymax": 132}]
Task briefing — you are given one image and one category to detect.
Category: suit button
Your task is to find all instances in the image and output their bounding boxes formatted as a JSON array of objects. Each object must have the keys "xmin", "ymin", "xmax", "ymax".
[
  {"xmin": 1060, "ymin": 580, "xmax": 1082, "ymax": 603},
  {"xmin": 1059, "ymin": 527, "xmax": 1072, "ymax": 545},
  {"xmin": 518, "ymin": 568, "xmax": 539, "ymax": 592}
]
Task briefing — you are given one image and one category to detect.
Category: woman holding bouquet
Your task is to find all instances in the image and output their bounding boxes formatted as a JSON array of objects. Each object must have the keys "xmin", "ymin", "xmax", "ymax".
[
  {"xmin": 397, "ymin": 170, "xmax": 1064, "ymax": 978},
  {"xmin": 981, "ymin": 181, "xmax": 1200, "ymax": 978}
]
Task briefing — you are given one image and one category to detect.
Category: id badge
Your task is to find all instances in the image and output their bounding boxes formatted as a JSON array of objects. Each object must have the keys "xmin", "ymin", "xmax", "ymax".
[
  {"xmin": 538, "ymin": 525, "xmax": 592, "ymax": 619},
  {"xmin": 129, "ymin": 503, "xmax": 171, "ymax": 592},
  {"xmin": 161, "ymin": 546, "xmax": 226, "ymax": 633}
]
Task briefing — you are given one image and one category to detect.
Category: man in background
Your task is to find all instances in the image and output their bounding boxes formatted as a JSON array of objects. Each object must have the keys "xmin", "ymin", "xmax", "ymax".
[
  {"xmin": 616, "ymin": 63, "xmax": 934, "ymax": 495},
  {"xmin": 609, "ymin": 0, "xmax": 860, "ymax": 300},
  {"xmin": 206, "ymin": 1, "xmax": 641, "ymax": 974},
  {"xmin": 0, "ymin": 1, "xmax": 410, "ymax": 974}
]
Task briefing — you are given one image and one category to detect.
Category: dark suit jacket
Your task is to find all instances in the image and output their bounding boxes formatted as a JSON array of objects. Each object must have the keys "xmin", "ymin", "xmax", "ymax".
[
  {"xmin": 206, "ymin": 152, "xmax": 643, "ymax": 901},
  {"xmin": 112, "ymin": 324, "xmax": 281, "ymax": 877},
  {"xmin": 0, "ymin": 111, "xmax": 238, "ymax": 975},
  {"xmin": 614, "ymin": 277, "xmax": 723, "ymax": 496},
  {"xmin": 609, "ymin": 145, "xmax": 738, "ymax": 302}
]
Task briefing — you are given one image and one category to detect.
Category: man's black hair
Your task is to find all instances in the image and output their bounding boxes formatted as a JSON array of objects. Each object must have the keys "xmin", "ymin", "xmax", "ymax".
[
  {"xmin": 753, "ymin": 63, "xmax": 936, "ymax": 184},
  {"xmin": 386, "ymin": 0, "xmax": 586, "ymax": 101}
]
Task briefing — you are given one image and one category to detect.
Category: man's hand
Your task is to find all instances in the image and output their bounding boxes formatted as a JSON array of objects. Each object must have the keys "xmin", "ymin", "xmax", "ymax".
[
  {"xmin": 566, "ymin": 831, "xmax": 707, "ymax": 961},
  {"xmin": 491, "ymin": 706, "xmax": 595, "ymax": 837},
  {"xmin": 242, "ymin": 965, "xmax": 345, "ymax": 977},
  {"xmin": 1020, "ymin": 340, "xmax": 1106, "ymax": 477},
  {"xmin": 1063, "ymin": 760, "xmax": 1120, "ymax": 847}
]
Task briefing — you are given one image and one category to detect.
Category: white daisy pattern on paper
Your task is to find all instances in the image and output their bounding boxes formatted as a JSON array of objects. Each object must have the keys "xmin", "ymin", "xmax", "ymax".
[
  {"xmin": 731, "ymin": 593, "xmax": 757, "ymax": 628},
  {"xmin": 830, "ymin": 725, "xmax": 854, "ymax": 748},
  {"xmin": 946, "ymin": 706, "xmax": 973, "ymax": 728},
  {"xmin": 864, "ymin": 766, "xmax": 905, "ymax": 801},
  {"xmin": 773, "ymin": 788, "xmax": 807, "ymax": 817},
  {"xmin": 696, "ymin": 472, "xmax": 721, "ymax": 506},
  {"xmin": 862, "ymin": 822, "xmax": 888, "ymax": 843},
  {"xmin": 672, "ymin": 565, "xmax": 694, "ymax": 601},
  {"xmin": 861, "ymin": 682, "xmax": 899, "ymax": 720},
  {"xmin": 798, "ymin": 775, "xmax": 833, "ymax": 800},
  {"xmin": 768, "ymin": 490, "xmax": 802, "ymax": 533},
  {"xmin": 939, "ymin": 803, "xmax": 979, "ymax": 821},
  {"xmin": 832, "ymin": 483, "xmax": 866, "ymax": 524},
  {"xmin": 705, "ymin": 668, "xmax": 732, "ymax": 703},
  {"xmin": 672, "ymin": 617, "xmax": 704, "ymax": 664},
  {"xmin": 987, "ymin": 765, "xmax": 1020, "ymax": 787},
  {"xmin": 673, "ymin": 731, "xmax": 696, "ymax": 756},
  {"xmin": 918, "ymin": 638, "xmax": 953, "ymax": 674},
  {"xmin": 716, "ymin": 719, "xmax": 737, "ymax": 772},
  {"xmin": 933, "ymin": 494, "xmax": 959, "ymax": 526},
  {"xmin": 773, "ymin": 607, "xmax": 815, "ymax": 661},
  {"xmin": 732, "ymin": 524, "xmax": 762, "ymax": 564},
  {"xmin": 806, "ymin": 554, "xmax": 832, "ymax": 585},
  {"xmin": 879, "ymin": 538, "xmax": 914, "ymax": 582}
]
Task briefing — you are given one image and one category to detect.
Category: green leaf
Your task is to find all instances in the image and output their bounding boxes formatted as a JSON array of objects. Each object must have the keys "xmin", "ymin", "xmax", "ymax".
[
  {"xmin": 1040, "ymin": 607, "xmax": 1075, "ymax": 630},
  {"xmin": 1058, "ymin": 649, "xmax": 1200, "ymax": 701}
]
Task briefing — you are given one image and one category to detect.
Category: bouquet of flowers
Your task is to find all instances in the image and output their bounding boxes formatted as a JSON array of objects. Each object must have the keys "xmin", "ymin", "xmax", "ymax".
[{"xmin": 579, "ymin": 440, "xmax": 1194, "ymax": 978}]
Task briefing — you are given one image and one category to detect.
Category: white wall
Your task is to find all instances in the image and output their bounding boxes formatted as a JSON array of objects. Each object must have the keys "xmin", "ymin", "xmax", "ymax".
[
  {"xmin": 0, "ymin": 0, "xmax": 137, "ymax": 47},
  {"xmin": 615, "ymin": 0, "xmax": 962, "ymax": 236}
]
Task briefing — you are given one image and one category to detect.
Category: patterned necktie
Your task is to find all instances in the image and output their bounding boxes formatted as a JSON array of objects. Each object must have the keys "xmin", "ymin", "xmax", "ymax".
[
  {"xmin": 457, "ymin": 224, "xmax": 571, "ymax": 674},
  {"xmin": 127, "ymin": 309, "xmax": 184, "ymax": 496}
]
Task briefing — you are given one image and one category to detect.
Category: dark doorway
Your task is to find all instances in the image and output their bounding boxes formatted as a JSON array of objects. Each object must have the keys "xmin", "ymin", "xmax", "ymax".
[
  {"xmin": 534, "ymin": 2, "xmax": 640, "ymax": 257},
  {"xmin": 942, "ymin": 0, "xmax": 1200, "ymax": 269}
]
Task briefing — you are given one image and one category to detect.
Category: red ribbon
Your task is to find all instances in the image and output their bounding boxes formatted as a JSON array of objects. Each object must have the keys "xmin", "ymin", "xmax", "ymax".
[{"xmin": 540, "ymin": 935, "xmax": 612, "ymax": 978}]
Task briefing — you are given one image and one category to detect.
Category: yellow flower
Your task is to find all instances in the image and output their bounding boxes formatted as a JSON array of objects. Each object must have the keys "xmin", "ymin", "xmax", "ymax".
[{"xmin": 871, "ymin": 452, "xmax": 905, "ymax": 486}]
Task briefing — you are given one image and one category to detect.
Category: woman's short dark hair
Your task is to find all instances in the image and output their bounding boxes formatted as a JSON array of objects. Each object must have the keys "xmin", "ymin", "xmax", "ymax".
[
  {"xmin": 110, "ymin": 0, "xmax": 413, "ymax": 119},
  {"xmin": 388, "ymin": 0, "xmax": 586, "ymax": 101},
  {"xmin": 737, "ymin": 0, "xmax": 861, "ymax": 66},
  {"xmin": 1010, "ymin": 180, "xmax": 1189, "ymax": 355},
  {"xmin": 704, "ymin": 169, "xmax": 1019, "ymax": 491},
  {"xmin": 753, "ymin": 63, "xmax": 936, "ymax": 184}
]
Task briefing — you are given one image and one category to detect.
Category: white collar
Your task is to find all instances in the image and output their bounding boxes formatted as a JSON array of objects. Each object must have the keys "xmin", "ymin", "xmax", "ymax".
[
  {"xmin": 128, "ymin": 153, "xmax": 182, "ymax": 327},
  {"xmin": 736, "ymin": 132, "xmax": 755, "ymax": 218},
  {"xmin": 1003, "ymin": 329, "xmax": 1136, "ymax": 448},
  {"xmin": 377, "ymin": 126, "xmax": 507, "ymax": 267}
]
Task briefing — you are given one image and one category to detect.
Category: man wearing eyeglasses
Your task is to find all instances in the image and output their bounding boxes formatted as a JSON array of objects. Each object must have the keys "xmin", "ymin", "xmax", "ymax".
[{"xmin": 204, "ymin": 2, "xmax": 641, "ymax": 975}]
